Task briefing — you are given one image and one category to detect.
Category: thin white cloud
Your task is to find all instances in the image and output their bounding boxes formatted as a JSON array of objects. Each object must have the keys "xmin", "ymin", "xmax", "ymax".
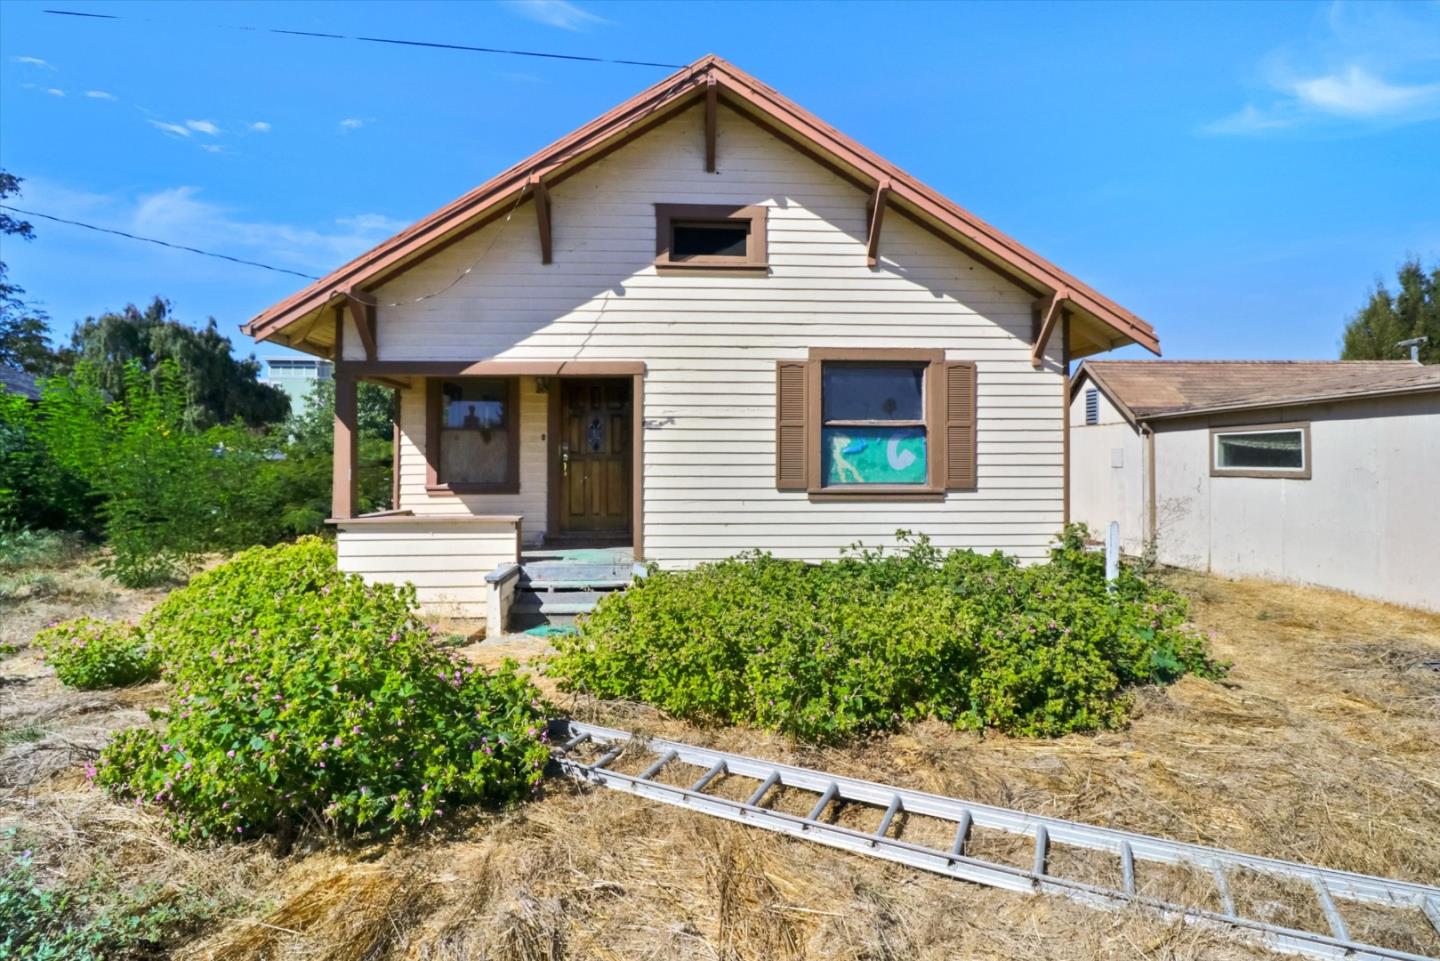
[
  {"xmin": 84, "ymin": 90, "xmax": 117, "ymax": 101},
  {"xmin": 503, "ymin": 0, "xmax": 608, "ymax": 31},
  {"xmin": 16, "ymin": 178, "xmax": 407, "ymax": 279},
  {"xmin": 338, "ymin": 117, "xmax": 371, "ymax": 131},
  {"xmin": 12, "ymin": 56, "xmax": 53, "ymax": 69},
  {"xmin": 148, "ymin": 119, "xmax": 192, "ymax": 138},
  {"xmin": 1202, "ymin": 1, "xmax": 1440, "ymax": 136},
  {"xmin": 248, "ymin": 121, "xmax": 271, "ymax": 133},
  {"xmin": 200, "ymin": 144, "xmax": 225, "ymax": 154},
  {"xmin": 1289, "ymin": 65, "xmax": 1440, "ymax": 117},
  {"xmin": 46, "ymin": 88, "xmax": 65, "ymax": 97},
  {"xmin": 185, "ymin": 119, "xmax": 221, "ymax": 135}
]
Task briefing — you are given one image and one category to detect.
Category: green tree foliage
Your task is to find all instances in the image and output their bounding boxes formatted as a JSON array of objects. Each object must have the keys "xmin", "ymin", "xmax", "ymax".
[
  {"xmin": 288, "ymin": 377, "xmax": 396, "ymax": 450},
  {"xmin": 551, "ymin": 527, "xmax": 1224, "ymax": 741},
  {"xmin": 38, "ymin": 360, "xmax": 221, "ymax": 584},
  {"xmin": 0, "ymin": 170, "xmax": 57, "ymax": 375},
  {"xmin": 0, "ymin": 389, "xmax": 97, "ymax": 532},
  {"xmin": 97, "ymin": 539, "xmax": 550, "ymax": 842},
  {"xmin": 1339, "ymin": 258, "xmax": 1440, "ymax": 364},
  {"xmin": 61, "ymin": 297, "xmax": 289, "ymax": 428}
]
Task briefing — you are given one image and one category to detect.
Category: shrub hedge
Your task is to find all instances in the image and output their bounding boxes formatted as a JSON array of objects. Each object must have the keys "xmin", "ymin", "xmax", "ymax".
[
  {"xmin": 34, "ymin": 617, "xmax": 160, "ymax": 690},
  {"xmin": 549, "ymin": 527, "xmax": 1223, "ymax": 742},
  {"xmin": 96, "ymin": 538, "xmax": 550, "ymax": 841}
]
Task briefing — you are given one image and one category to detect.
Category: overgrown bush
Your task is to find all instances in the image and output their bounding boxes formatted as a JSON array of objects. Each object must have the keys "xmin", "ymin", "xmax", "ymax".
[
  {"xmin": 550, "ymin": 526, "xmax": 1223, "ymax": 741},
  {"xmin": 96, "ymin": 538, "xmax": 549, "ymax": 842},
  {"xmin": 34, "ymin": 617, "xmax": 159, "ymax": 690}
]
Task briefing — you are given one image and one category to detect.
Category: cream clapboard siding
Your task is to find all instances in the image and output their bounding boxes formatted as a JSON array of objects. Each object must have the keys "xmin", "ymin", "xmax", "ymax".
[
  {"xmin": 381, "ymin": 102, "xmax": 1066, "ymax": 565},
  {"xmin": 395, "ymin": 379, "xmax": 549, "ymax": 545},
  {"xmin": 335, "ymin": 519, "xmax": 520, "ymax": 619}
]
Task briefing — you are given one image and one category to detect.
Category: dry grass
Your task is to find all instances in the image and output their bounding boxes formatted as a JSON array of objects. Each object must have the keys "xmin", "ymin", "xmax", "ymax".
[{"xmin": 3, "ymin": 559, "xmax": 1437, "ymax": 960}]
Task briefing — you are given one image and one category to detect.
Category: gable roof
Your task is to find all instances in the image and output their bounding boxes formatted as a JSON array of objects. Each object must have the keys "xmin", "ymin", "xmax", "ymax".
[
  {"xmin": 243, "ymin": 55, "xmax": 1158, "ymax": 360},
  {"xmin": 0, "ymin": 367, "xmax": 41, "ymax": 401},
  {"xmin": 1075, "ymin": 360, "xmax": 1440, "ymax": 423}
]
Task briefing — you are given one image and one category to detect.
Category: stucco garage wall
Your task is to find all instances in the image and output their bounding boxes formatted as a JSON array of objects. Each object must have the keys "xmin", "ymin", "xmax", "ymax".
[
  {"xmin": 1153, "ymin": 392, "xmax": 1440, "ymax": 611},
  {"xmin": 1067, "ymin": 384, "xmax": 1145, "ymax": 553}
]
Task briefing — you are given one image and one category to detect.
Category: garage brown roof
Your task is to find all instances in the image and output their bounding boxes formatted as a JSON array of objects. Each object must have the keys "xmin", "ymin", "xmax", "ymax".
[
  {"xmin": 1076, "ymin": 360, "xmax": 1440, "ymax": 422},
  {"xmin": 243, "ymin": 54, "xmax": 1158, "ymax": 359}
]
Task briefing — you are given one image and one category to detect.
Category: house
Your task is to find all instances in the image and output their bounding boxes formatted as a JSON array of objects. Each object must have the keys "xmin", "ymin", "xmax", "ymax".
[
  {"xmin": 242, "ymin": 55, "xmax": 1158, "ymax": 626},
  {"xmin": 262, "ymin": 357, "xmax": 334, "ymax": 417},
  {"xmin": 1069, "ymin": 360, "xmax": 1440, "ymax": 611},
  {"xmin": 1, "ymin": 367, "xmax": 41, "ymax": 401}
]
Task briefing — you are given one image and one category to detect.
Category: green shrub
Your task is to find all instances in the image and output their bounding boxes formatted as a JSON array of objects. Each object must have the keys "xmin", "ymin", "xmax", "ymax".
[
  {"xmin": 550, "ymin": 527, "xmax": 1223, "ymax": 742},
  {"xmin": 34, "ymin": 617, "xmax": 159, "ymax": 690},
  {"xmin": 0, "ymin": 527, "xmax": 84, "ymax": 572},
  {"xmin": 96, "ymin": 538, "xmax": 549, "ymax": 842}
]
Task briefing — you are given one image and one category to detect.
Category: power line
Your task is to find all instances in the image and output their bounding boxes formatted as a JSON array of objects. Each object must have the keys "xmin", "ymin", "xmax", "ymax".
[
  {"xmin": 42, "ymin": 9, "xmax": 685, "ymax": 69},
  {"xmin": 0, "ymin": 205, "xmax": 320, "ymax": 281}
]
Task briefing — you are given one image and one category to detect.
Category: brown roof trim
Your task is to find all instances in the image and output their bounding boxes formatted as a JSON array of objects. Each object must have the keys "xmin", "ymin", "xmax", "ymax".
[
  {"xmin": 1141, "ymin": 381, "xmax": 1440, "ymax": 421},
  {"xmin": 245, "ymin": 55, "xmax": 1159, "ymax": 355},
  {"xmin": 1070, "ymin": 363, "xmax": 1140, "ymax": 427}
]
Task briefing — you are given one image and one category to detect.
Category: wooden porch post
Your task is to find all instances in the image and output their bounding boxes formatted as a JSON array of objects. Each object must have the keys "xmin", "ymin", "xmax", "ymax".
[{"xmin": 333, "ymin": 367, "xmax": 358, "ymax": 519}]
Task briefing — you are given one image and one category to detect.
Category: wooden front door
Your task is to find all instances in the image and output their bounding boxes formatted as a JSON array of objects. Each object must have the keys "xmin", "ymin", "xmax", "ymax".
[{"xmin": 557, "ymin": 378, "xmax": 631, "ymax": 537}]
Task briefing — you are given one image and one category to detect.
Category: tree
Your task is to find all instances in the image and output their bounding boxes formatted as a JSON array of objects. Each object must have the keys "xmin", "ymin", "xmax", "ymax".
[
  {"xmin": 61, "ymin": 297, "xmax": 290, "ymax": 428},
  {"xmin": 0, "ymin": 170, "xmax": 56, "ymax": 375},
  {"xmin": 1340, "ymin": 258, "xmax": 1440, "ymax": 364},
  {"xmin": 287, "ymin": 377, "xmax": 395, "ymax": 453}
]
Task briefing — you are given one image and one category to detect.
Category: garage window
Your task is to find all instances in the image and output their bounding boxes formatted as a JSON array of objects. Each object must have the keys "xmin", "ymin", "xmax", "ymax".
[{"xmin": 1210, "ymin": 423, "xmax": 1310, "ymax": 479}]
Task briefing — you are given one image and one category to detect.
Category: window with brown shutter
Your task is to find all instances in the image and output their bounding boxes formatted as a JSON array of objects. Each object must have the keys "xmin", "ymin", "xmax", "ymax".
[{"xmin": 774, "ymin": 350, "xmax": 977, "ymax": 497}]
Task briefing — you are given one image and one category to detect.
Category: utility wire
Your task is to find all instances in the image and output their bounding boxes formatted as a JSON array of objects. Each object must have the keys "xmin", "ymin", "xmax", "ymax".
[
  {"xmin": 42, "ymin": 9, "xmax": 685, "ymax": 69},
  {"xmin": 0, "ymin": 205, "xmax": 321, "ymax": 280}
]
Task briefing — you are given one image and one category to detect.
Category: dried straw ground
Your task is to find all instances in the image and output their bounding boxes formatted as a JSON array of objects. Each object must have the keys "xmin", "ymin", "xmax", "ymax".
[{"xmin": 3, "ymin": 560, "xmax": 1437, "ymax": 961}]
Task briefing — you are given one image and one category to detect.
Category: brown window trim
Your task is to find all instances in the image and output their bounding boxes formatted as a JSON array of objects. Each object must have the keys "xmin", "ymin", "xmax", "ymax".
[
  {"xmin": 654, "ymin": 203, "xmax": 768, "ymax": 271},
  {"xmin": 424, "ymin": 376, "xmax": 522, "ymax": 495},
  {"xmin": 1208, "ymin": 420, "xmax": 1311, "ymax": 480},
  {"xmin": 805, "ymin": 348, "xmax": 947, "ymax": 498}
]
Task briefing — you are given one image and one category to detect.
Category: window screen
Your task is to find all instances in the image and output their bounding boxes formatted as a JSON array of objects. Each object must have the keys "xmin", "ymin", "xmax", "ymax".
[
  {"xmin": 819, "ymin": 363, "xmax": 928, "ymax": 486},
  {"xmin": 1085, "ymin": 388, "xmax": 1099, "ymax": 425},
  {"xmin": 1214, "ymin": 428, "xmax": 1305, "ymax": 472}
]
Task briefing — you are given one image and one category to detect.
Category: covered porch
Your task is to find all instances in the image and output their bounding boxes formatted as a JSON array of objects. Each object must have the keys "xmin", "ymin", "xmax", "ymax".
[{"xmin": 328, "ymin": 357, "xmax": 646, "ymax": 627}]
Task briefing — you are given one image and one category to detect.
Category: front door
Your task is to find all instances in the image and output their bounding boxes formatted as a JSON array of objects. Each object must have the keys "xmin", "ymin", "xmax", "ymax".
[{"xmin": 557, "ymin": 378, "xmax": 631, "ymax": 537}]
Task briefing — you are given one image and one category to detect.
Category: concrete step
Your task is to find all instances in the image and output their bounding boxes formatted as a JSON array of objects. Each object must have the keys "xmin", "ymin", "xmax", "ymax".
[
  {"xmin": 520, "ymin": 562, "xmax": 635, "ymax": 583},
  {"xmin": 511, "ymin": 590, "xmax": 611, "ymax": 616},
  {"xmin": 522, "ymin": 578, "xmax": 631, "ymax": 591}
]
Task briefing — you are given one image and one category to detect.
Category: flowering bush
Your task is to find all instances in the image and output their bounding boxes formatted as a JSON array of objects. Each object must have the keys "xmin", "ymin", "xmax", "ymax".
[
  {"xmin": 34, "ymin": 617, "xmax": 159, "ymax": 690},
  {"xmin": 96, "ymin": 538, "xmax": 550, "ymax": 841},
  {"xmin": 550, "ymin": 526, "xmax": 1224, "ymax": 742}
]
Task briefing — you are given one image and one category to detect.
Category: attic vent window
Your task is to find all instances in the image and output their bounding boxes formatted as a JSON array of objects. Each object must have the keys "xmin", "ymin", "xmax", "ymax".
[
  {"xmin": 655, "ymin": 203, "xmax": 767, "ymax": 270},
  {"xmin": 1085, "ymin": 388, "xmax": 1099, "ymax": 425}
]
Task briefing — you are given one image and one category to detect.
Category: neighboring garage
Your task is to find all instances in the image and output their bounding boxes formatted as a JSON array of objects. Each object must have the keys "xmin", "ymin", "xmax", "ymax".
[{"xmin": 1069, "ymin": 360, "xmax": 1440, "ymax": 611}]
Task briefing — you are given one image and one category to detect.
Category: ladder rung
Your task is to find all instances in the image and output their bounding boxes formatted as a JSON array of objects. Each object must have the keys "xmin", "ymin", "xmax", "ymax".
[
  {"xmin": 950, "ymin": 809, "xmax": 972, "ymax": 859},
  {"xmin": 690, "ymin": 760, "xmax": 726, "ymax": 793},
  {"xmin": 746, "ymin": 771, "xmax": 780, "ymax": 808},
  {"xmin": 1120, "ymin": 841, "xmax": 1136, "ymax": 895},
  {"xmin": 874, "ymin": 795, "xmax": 902, "ymax": 845},
  {"xmin": 591, "ymin": 746, "xmax": 623, "ymax": 770},
  {"xmin": 638, "ymin": 750, "xmax": 677, "ymax": 781},
  {"xmin": 1424, "ymin": 896, "xmax": 1440, "ymax": 937},
  {"xmin": 1213, "ymin": 864, "xmax": 1236, "ymax": 918},
  {"xmin": 562, "ymin": 731, "xmax": 591, "ymax": 751},
  {"xmin": 1313, "ymin": 877, "xmax": 1349, "ymax": 943},
  {"xmin": 1033, "ymin": 825, "xmax": 1049, "ymax": 879},
  {"xmin": 807, "ymin": 783, "xmax": 839, "ymax": 824}
]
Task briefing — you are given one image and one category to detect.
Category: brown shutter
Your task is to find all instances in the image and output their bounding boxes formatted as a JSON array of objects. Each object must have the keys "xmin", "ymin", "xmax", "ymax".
[
  {"xmin": 775, "ymin": 361, "xmax": 809, "ymax": 490},
  {"xmin": 943, "ymin": 362, "xmax": 977, "ymax": 490}
]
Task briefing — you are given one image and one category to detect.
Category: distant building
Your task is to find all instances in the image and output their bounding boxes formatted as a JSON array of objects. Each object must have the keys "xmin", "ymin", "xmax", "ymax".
[
  {"xmin": 262, "ymin": 357, "xmax": 333, "ymax": 418},
  {"xmin": 0, "ymin": 367, "xmax": 41, "ymax": 401}
]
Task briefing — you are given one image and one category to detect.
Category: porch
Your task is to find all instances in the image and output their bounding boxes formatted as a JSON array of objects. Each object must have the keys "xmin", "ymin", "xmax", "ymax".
[{"xmin": 328, "ymin": 358, "xmax": 646, "ymax": 629}]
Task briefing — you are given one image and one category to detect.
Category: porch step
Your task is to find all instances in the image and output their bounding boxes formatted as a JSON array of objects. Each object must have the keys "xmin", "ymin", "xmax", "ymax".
[
  {"xmin": 519, "ymin": 563, "xmax": 635, "ymax": 584},
  {"xmin": 512, "ymin": 591, "xmax": 612, "ymax": 615},
  {"xmin": 508, "ymin": 553, "xmax": 639, "ymax": 632}
]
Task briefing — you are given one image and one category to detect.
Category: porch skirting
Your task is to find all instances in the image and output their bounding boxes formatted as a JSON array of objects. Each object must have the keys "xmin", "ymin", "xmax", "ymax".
[{"xmin": 332, "ymin": 512, "xmax": 523, "ymax": 621}]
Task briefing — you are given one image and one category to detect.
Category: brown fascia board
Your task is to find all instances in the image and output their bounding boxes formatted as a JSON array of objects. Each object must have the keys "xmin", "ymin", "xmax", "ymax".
[{"xmin": 245, "ymin": 54, "xmax": 1159, "ymax": 356}]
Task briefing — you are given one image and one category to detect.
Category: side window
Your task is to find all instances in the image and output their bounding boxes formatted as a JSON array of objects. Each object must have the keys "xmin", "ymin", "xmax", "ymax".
[
  {"xmin": 820, "ymin": 363, "xmax": 928, "ymax": 487},
  {"xmin": 1210, "ymin": 424, "xmax": 1310, "ymax": 479},
  {"xmin": 426, "ymin": 377, "xmax": 520, "ymax": 493}
]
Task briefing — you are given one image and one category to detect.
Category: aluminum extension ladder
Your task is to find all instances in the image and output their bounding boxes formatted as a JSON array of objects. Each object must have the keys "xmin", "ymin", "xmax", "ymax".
[{"xmin": 548, "ymin": 720, "xmax": 1440, "ymax": 961}]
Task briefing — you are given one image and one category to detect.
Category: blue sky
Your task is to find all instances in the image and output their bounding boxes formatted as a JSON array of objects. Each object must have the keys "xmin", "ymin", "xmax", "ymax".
[{"xmin": 2, "ymin": 0, "xmax": 1438, "ymax": 366}]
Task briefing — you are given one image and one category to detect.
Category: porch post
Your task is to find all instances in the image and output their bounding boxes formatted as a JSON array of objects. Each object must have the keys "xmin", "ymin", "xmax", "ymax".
[{"xmin": 333, "ymin": 367, "xmax": 358, "ymax": 519}]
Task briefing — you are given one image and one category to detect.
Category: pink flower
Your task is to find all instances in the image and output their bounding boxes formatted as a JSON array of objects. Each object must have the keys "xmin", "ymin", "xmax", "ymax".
[{"xmin": 226, "ymin": 750, "xmax": 236, "ymax": 757}]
